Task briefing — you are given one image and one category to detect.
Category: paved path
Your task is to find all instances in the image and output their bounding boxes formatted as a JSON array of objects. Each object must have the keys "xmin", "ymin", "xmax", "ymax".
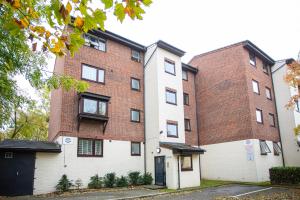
[
  {"xmin": 1, "ymin": 184, "xmax": 290, "ymax": 200},
  {"xmin": 142, "ymin": 185, "xmax": 287, "ymax": 200}
]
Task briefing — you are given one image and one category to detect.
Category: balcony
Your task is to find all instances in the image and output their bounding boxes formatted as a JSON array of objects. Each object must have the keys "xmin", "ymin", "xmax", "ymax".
[{"xmin": 77, "ymin": 92, "xmax": 110, "ymax": 133}]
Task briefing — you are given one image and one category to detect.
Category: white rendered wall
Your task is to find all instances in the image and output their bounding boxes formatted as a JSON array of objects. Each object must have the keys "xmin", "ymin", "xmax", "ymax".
[
  {"xmin": 200, "ymin": 139, "xmax": 282, "ymax": 182},
  {"xmin": 34, "ymin": 136, "xmax": 144, "ymax": 194},
  {"xmin": 272, "ymin": 63, "xmax": 300, "ymax": 166}
]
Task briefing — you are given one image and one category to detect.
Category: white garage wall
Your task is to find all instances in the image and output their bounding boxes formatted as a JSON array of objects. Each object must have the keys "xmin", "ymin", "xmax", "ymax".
[{"xmin": 34, "ymin": 136, "xmax": 144, "ymax": 195}]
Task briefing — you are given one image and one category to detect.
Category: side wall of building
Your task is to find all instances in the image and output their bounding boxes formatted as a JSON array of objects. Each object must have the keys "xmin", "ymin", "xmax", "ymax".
[
  {"xmin": 200, "ymin": 139, "xmax": 282, "ymax": 182},
  {"xmin": 272, "ymin": 64, "xmax": 300, "ymax": 166}
]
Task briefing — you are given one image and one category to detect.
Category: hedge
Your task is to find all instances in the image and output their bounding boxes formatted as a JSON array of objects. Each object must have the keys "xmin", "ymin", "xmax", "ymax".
[{"xmin": 269, "ymin": 167, "xmax": 300, "ymax": 185}]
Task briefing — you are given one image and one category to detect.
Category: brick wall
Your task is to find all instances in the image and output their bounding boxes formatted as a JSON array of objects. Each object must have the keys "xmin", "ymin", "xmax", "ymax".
[
  {"xmin": 189, "ymin": 42, "xmax": 279, "ymax": 145},
  {"xmin": 49, "ymin": 39, "xmax": 145, "ymax": 142},
  {"xmin": 182, "ymin": 70, "xmax": 199, "ymax": 146}
]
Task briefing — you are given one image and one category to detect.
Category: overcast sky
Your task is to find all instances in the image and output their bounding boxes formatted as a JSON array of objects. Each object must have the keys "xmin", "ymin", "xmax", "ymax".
[{"xmin": 18, "ymin": 0, "xmax": 300, "ymax": 97}]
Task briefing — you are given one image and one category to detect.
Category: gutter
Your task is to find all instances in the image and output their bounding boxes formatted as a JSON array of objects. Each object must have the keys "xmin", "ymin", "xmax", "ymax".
[
  {"xmin": 177, "ymin": 155, "xmax": 181, "ymax": 189},
  {"xmin": 271, "ymin": 67, "xmax": 286, "ymax": 167}
]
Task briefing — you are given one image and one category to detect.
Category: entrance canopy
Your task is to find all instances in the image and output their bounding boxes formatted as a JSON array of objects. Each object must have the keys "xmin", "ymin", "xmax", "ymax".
[
  {"xmin": 0, "ymin": 139, "xmax": 61, "ymax": 153},
  {"xmin": 160, "ymin": 142, "xmax": 205, "ymax": 154}
]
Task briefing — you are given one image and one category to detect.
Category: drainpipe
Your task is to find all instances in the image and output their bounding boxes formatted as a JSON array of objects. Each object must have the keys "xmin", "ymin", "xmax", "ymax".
[
  {"xmin": 271, "ymin": 66, "xmax": 286, "ymax": 167},
  {"xmin": 194, "ymin": 70, "xmax": 202, "ymax": 180},
  {"xmin": 177, "ymin": 155, "xmax": 181, "ymax": 189}
]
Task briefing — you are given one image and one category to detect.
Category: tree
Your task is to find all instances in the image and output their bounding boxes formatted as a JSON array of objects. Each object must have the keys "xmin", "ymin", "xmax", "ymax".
[
  {"xmin": 0, "ymin": 0, "xmax": 152, "ymax": 130},
  {"xmin": 0, "ymin": 88, "xmax": 50, "ymax": 141},
  {"xmin": 1, "ymin": 0, "xmax": 152, "ymax": 56}
]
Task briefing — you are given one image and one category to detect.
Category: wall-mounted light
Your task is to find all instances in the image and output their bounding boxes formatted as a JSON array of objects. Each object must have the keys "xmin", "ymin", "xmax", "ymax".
[
  {"xmin": 156, "ymin": 147, "xmax": 161, "ymax": 153},
  {"xmin": 159, "ymin": 131, "xmax": 163, "ymax": 134}
]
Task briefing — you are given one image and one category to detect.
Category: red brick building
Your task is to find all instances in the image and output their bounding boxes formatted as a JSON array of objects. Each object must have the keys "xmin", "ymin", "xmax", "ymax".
[{"xmin": 189, "ymin": 41, "xmax": 283, "ymax": 182}]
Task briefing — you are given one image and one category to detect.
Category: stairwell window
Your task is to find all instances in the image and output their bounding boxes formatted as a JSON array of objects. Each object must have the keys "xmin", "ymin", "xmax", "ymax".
[
  {"xmin": 84, "ymin": 34, "xmax": 106, "ymax": 51},
  {"xmin": 78, "ymin": 138, "xmax": 103, "ymax": 157},
  {"xmin": 82, "ymin": 64, "xmax": 105, "ymax": 83},
  {"xmin": 183, "ymin": 93, "xmax": 189, "ymax": 105},
  {"xmin": 165, "ymin": 59, "xmax": 176, "ymax": 75},
  {"xmin": 269, "ymin": 113, "xmax": 275, "ymax": 127},
  {"xmin": 131, "ymin": 142, "xmax": 141, "ymax": 156},
  {"xmin": 259, "ymin": 140, "xmax": 271, "ymax": 155},
  {"xmin": 181, "ymin": 155, "xmax": 193, "ymax": 171},
  {"xmin": 166, "ymin": 89, "xmax": 177, "ymax": 105},
  {"xmin": 273, "ymin": 142, "xmax": 282, "ymax": 156},
  {"xmin": 252, "ymin": 80, "xmax": 260, "ymax": 94},
  {"xmin": 249, "ymin": 52, "xmax": 256, "ymax": 66},
  {"xmin": 167, "ymin": 121, "xmax": 178, "ymax": 138},
  {"xmin": 256, "ymin": 109, "xmax": 263, "ymax": 124}
]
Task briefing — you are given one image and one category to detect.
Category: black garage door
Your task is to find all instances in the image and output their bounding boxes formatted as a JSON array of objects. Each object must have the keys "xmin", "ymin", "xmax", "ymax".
[{"xmin": 0, "ymin": 151, "xmax": 35, "ymax": 196}]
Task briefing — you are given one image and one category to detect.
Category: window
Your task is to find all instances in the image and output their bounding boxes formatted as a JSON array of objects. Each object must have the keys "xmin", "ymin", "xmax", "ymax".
[
  {"xmin": 78, "ymin": 138, "xmax": 103, "ymax": 157},
  {"xmin": 131, "ymin": 142, "xmax": 141, "ymax": 156},
  {"xmin": 182, "ymin": 70, "xmax": 188, "ymax": 80},
  {"xmin": 269, "ymin": 113, "xmax": 275, "ymax": 127},
  {"xmin": 131, "ymin": 50, "xmax": 141, "ymax": 62},
  {"xmin": 83, "ymin": 98, "xmax": 108, "ymax": 116},
  {"xmin": 252, "ymin": 80, "xmax": 260, "ymax": 94},
  {"xmin": 181, "ymin": 155, "xmax": 193, "ymax": 171},
  {"xmin": 131, "ymin": 109, "xmax": 140, "ymax": 122},
  {"xmin": 4, "ymin": 152, "xmax": 13, "ymax": 159},
  {"xmin": 259, "ymin": 140, "xmax": 271, "ymax": 155},
  {"xmin": 263, "ymin": 63, "xmax": 269, "ymax": 75},
  {"xmin": 82, "ymin": 64, "xmax": 105, "ymax": 83},
  {"xmin": 273, "ymin": 142, "xmax": 281, "ymax": 156},
  {"xmin": 165, "ymin": 59, "xmax": 176, "ymax": 75},
  {"xmin": 131, "ymin": 78, "xmax": 140, "ymax": 91},
  {"xmin": 265, "ymin": 87, "xmax": 272, "ymax": 100},
  {"xmin": 84, "ymin": 34, "xmax": 106, "ymax": 51},
  {"xmin": 184, "ymin": 119, "xmax": 191, "ymax": 131},
  {"xmin": 256, "ymin": 109, "xmax": 263, "ymax": 124},
  {"xmin": 249, "ymin": 52, "xmax": 256, "ymax": 66},
  {"xmin": 183, "ymin": 93, "xmax": 189, "ymax": 105},
  {"xmin": 166, "ymin": 89, "xmax": 177, "ymax": 105},
  {"xmin": 295, "ymin": 100, "xmax": 300, "ymax": 112},
  {"xmin": 167, "ymin": 121, "xmax": 178, "ymax": 137}
]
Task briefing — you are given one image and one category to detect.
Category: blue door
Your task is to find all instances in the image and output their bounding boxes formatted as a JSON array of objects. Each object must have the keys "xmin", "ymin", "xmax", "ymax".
[{"xmin": 154, "ymin": 156, "xmax": 165, "ymax": 186}]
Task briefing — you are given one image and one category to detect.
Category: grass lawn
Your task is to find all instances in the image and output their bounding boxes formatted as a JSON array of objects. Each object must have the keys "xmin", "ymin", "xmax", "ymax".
[{"xmin": 200, "ymin": 179, "xmax": 271, "ymax": 189}]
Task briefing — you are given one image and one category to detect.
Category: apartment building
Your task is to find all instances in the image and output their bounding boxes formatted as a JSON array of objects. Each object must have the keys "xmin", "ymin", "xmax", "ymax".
[
  {"xmin": 36, "ymin": 30, "xmax": 147, "ymax": 194},
  {"xmin": 144, "ymin": 41, "xmax": 204, "ymax": 189},
  {"xmin": 189, "ymin": 41, "xmax": 283, "ymax": 182},
  {"xmin": 272, "ymin": 59, "xmax": 300, "ymax": 166}
]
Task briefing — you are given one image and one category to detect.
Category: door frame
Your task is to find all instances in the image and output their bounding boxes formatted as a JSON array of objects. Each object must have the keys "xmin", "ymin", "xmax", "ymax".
[{"xmin": 154, "ymin": 156, "xmax": 166, "ymax": 186}]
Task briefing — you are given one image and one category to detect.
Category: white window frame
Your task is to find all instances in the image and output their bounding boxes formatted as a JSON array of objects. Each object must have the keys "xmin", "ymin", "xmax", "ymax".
[
  {"xmin": 252, "ymin": 80, "xmax": 260, "ymax": 94},
  {"xmin": 256, "ymin": 109, "xmax": 263, "ymax": 124}
]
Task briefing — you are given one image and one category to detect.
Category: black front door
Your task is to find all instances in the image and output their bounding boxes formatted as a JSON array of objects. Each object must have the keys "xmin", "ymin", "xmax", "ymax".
[
  {"xmin": 0, "ymin": 151, "xmax": 35, "ymax": 196},
  {"xmin": 154, "ymin": 156, "xmax": 165, "ymax": 186}
]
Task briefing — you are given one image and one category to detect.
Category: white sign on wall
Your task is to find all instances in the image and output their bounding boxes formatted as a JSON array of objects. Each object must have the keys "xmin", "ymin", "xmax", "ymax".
[
  {"xmin": 62, "ymin": 137, "xmax": 73, "ymax": 145},
  {"xmin": 244, "ymin": 139, "xmax": 254, "ymax": 161}
]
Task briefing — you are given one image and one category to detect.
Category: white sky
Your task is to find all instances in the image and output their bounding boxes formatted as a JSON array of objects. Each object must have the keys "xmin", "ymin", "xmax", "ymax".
[{"xmin": 18, "ymin": 0, "xmax": 300, "ymax": 97}]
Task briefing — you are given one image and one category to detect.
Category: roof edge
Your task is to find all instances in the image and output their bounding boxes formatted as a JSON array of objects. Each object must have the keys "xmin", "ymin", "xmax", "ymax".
[
  {"xmin": 243, "ymin": 40, "xmax": 275, "ymax": 65},
  {"xmin": 182, "ymin": 63, "xmax": 198, "ymax": 74},
  {"xmin": 156, "ymin": 40, "xmax": 185, "ymax": 57}
]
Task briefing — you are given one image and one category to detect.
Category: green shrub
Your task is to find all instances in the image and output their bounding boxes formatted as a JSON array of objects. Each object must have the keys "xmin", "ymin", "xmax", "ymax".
[
  {"xmin": 128, "ymin": 171, "xmax": 140, "ymax": 185},
  {"xmin": 142, "ymin": 172, "xmax": 153, "ymax": 185},
  {"xmin": 88, "ymin": 174, "xmax": 103, "ymax": 189},
  {"xmin": 104, "ymin": 172, "xmax": 116, "ymax": 188},
  {"xmin": 116, "ymin": 176, "xmax": 128, "ymax": 187},
  {"xmin": 56, "ymin": 174, "xmax": 73, "ymax": 192},
  {"xmin": 269, "ymin": 167, "xmax": 300, "ymax": 185}
]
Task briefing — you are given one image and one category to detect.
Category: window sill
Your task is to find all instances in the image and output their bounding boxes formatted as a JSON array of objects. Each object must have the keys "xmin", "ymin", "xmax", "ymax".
[
  {"xmin": 181, "ymin": 168, "xmax": 193, "ymax": 171},
  {"xmin": 167, "ymin": 135, "xmax": 179, "ymax": 138},
  {"xmin": 256, "ymin": 121, "xmax": 263, "ymax": 125},
  {"xmin": 166, "ymin": 102, "xmax": 177, "ymax": 106},
  {"xmin": 185, "ymin": 129, "xmax": 192, "ymax": 132},
  {"xmin": 77, "ymin": 154, "xmax": 103, "ymax": 157},
  {"xmin": 131, "ymin": 88, "xmax": 141, "ymax": 92},
  {"xmin": 84, "ymin": 44, "xmax": 106, "ymax": 53},
  {"xmin": 81, "ymin": 78, "xmax": 105, "ymax": 85},
  {"xmin": 130, "ymin": 120, "xmax": 141, "ymax": 123},
  {"xmin": 131, "ymin": 154, "xmax": 141, "ymax": 156},
  {"xmin": 165, "ymin": 71, "xmax": 176, "ymax": 76},
  {"xmin": 131, "ymin": 57, "xmax": 141, "ymax": 63},
  {"xmin": 267, "ymin": 98, "xmax": 272, "ymax": 101},
  {"xmin": 78, "ymin": 113, "xmax": 109, "ymax": 121}
]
